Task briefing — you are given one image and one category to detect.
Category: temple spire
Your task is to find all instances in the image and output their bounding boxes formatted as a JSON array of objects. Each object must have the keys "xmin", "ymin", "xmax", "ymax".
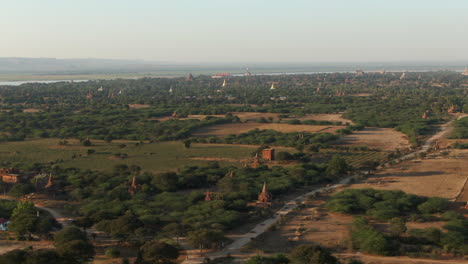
[
  {"xmin": 129, "ymin": 175, "xmax": 139, "ymax": 195},
  {"xmin": 257, "ymin": 182, "xmax": 271, "ymax": 203},
  {"xmin": 45, "ymin": 174, "xmax": 53, "ymax": 189}
]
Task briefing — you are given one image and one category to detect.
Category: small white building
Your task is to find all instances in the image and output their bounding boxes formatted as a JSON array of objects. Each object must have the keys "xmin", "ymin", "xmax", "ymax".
[{"xmin": 0, "ymin": 218, "xmax": 10, "ymax": 231}]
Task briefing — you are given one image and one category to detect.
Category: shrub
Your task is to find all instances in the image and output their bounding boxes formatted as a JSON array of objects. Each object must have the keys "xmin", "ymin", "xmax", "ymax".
[
  {"xmin": 417, "ymin": 197, "xmax": 449, "ymax": 214},
  {"xmin": 105, "ymin": 247, "xmax": 120, "ymax": 258},
  {"xmin": 276, "ymin": 151, "xmax": 293, "ymax": 161}
]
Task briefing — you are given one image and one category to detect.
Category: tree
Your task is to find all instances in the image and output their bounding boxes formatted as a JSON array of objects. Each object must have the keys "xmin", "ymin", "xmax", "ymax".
[
  {"xmin": 109, "ymin": 211, "xmax": 143, "ymax": 242},
  {"xmin": 140, "ymin": 240, "xmax": 179, "ymax": 264},
  {"xmin": 162, "ymin": 222, "xmax": 187, "ymax": 243},
  {"xmin": 54, "ymin": 226, "xmax": 94, "ymax": 263},
  {"xmin": 8, "ymin": 184, "xmax": 35, "ymax": 198},
  {"xmin": 276, "ymin": 151, "xmax": 293, "ymax": 161},
  {"xmin": 417, "ymin": 197, "xmax": 449, "ymax": 214},
  {"xmin": 54, "ymin": 226, "xmax": 88, "ymax": 245},
  {"xmin": 289, "ymin": 244, "xmax": 340, "ymax": 264},
  {"xmin": 55, "ymin": 239, "xmax": 95, "ymax": 263},
  {"xmin": 188, "ymin": 229, "xmax": 225, "ymax": 252},
  {"xmin": 325, "ymin": 155, "xmax": 349, "ymax": 180},
  {"xmin": 246, "ymin": 254, "xmax": 289, "ymax": 264},
  {"xmin": 389, "ymin": 217, "xmax": 407, "ymax": 237},
  {"xmin": 183, "ymin": 139, "xmax": 192, "ymax": 149},
  {"xmin": 11, "ymin": 201, "xmax": 35, "ymax": 218},
  {"xmin": 362, "ymin": 160, "xmax": 379, "ymax": 174},
  {"xmin": 152, "ymin": 172, "xmax": 178, "ymax": 191},
  {"xmin": 105, "ymin": 247, "xmax": 120, "ymax": 258},
  {"xmin": 82, "ymin": 139, "xmax": 92, "ymax": 146},
  {"xmin": 73, "ymin": 216, "xmax": 94, "ymax": 232},
  {"xmin": 8, "ymin": 212, "xmax": 37, "ymax": 240}
]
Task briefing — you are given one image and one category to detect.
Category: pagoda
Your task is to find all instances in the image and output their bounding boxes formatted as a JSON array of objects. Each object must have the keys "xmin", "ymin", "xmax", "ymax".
[
  {"xmin": 448, "ymin": 105, "xmax": 456, "ymax": 113},
  {"xmin": 247, "ymin": 183, "xmax": 272, "ymax": 207},
  {"xmin": 400, "ymin": 72, "xmax": 407, "ymax": 80},
  {"xmin": 222, "ymin": 79, "xmax": 227, "ymax": 87},
  {"xmin": 270, "ymin": 83, "xmax": 276, "ymax": 90},
  {"xmin": 258, "ymin": 182, "xmax": 271, "ymax": 203},
  {"xmin": 204, "ymin": 191, "xmax": 214, "ymax": 201},
  {"xmin": 251, "ymin": 153, "xmax": 261, "ymax": 168},
  {"xmin": 186, "ymin": 73, "xmax": 194, "ymax": 81},
  {"xmin": 204, "ymin": 191, "xmax": 222, "ymax": 201},
  {"xmin": 463, "ymin": 67, "xmax": 468, "ymax": 76},
  {"xmin": 128, "ymin": 175, "xmax": 139, "ymax": 196},
  {"xmin": 45, "ymin": 174, "xmax": 54, "ymax": 189}
]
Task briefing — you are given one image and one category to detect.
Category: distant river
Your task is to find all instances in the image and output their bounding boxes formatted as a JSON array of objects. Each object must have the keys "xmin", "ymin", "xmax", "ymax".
[{"xmin": 0, "ymin": 80, "xmax": 89, "ymax": 86}]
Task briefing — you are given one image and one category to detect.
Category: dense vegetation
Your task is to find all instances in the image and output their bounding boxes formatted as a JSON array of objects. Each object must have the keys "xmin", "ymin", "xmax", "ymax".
[
  {"xmin": 0, "ymin": 200, "xmax": 59, "ymax": 240},
  {"xmin": 450, "ymin": 116, "xmax": 468, "ymax": 139},
  {"xmin": 327, "ymin": 189, "xmax": 467, "ymax": 257},
  {"xmin": 0, "ymin": 71, "xmax": 465, "ymax": 145},
  {"xmin": 326, "ymin": 188, "xmax": 449, "ymax": 220},
  {"xmin": 44, "ymin": 161, "xmax": 339, "ymax": 245}
]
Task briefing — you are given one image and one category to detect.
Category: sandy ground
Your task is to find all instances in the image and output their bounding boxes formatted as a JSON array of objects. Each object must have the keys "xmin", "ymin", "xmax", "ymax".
[
  {"xmin": 295, "ymin": 113, "xmax": 353, "ymax": 124},
  {"xmin": 152, "ymin": 112, "xmax": 353, "ymax": 124},
  {"xmin": 248, "ymin": 199, "xmax": 352, "ymax": 253},
  {"xmin": 23, "ymin": 108, "xmax": 42, "ymax": 113},
  {"xmin": 350, "ymin": 150, "xmax": 468, "ymax": 200},
  {"xmin": 333, "ymin": 127, "xmax": 410, "ymax": 151},
  {"xmin": 0, "ymin": 241, "xmax": 53, "ymax": 254},
  {"xmin": 193, "ymin": 123, "xmax": 345, "ymax": 137}
]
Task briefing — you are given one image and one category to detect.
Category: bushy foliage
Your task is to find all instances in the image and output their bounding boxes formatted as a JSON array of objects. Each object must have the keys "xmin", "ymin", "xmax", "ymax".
[
  {"xmin": 349, "ymin": 217, "xmax": 391, "ymax": 255},
  {"xmin": 290, "ymin": 244, "xmax": 340, "ymax": 264},
  {"xmin": 326, "ymin": 189, "xmax": 438, "ymax": 220}
]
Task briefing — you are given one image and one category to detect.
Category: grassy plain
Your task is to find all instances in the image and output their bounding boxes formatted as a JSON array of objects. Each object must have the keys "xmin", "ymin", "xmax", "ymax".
[{"xmin": 0, "ymin": 139, "xmax": 294, "ymax": 173}]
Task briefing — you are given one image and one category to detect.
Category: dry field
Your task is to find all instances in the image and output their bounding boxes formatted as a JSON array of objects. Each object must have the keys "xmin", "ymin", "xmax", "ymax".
[
  {"xmin": 193, "ymin": 123, "xmax": 345, "ymax": 137},
  {"xmin": 249, "ymin": 199, "xmax": 353, "ymax": 253},
  {"xmin": 23, "ymin": 108, "xmax": 42, "ymax": 113},
  {"xmin": 152, "ymin": 112, "xmax": 354, "ymax": 124},
  {"xmin": 128, "ymin": 104, "xmax": 150, "ymax": 109},
  {"xmin": 294, "ymin": 113, "xmax": 353, "ymax": 124},
  {"xmin": 351, "ymin": 93, "xmax": 372, "ymax": 97},
  {"xmin": 332, "ymin": 127, "xmax": 410, "ymax": 151},
  {"xmin": 350, "ymin": 150, "xmax": 468, "ymax": 200}
]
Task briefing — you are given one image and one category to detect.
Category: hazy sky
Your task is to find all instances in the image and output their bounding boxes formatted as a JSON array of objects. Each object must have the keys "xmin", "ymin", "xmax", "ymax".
[{"xmin": 2, "ymin": 0, "xmax": 468, "ymax": 63}]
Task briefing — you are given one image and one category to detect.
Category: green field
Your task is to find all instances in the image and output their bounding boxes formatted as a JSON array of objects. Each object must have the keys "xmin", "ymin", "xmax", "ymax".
[{"xmin": 0, "ymin": 139, "xmax": 294, "ymax": 173}]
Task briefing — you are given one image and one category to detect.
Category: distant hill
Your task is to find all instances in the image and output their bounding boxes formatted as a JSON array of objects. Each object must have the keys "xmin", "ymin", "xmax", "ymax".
[{"xmin": 0, "ymin": 57, "xmax": 198, "ymax": 75}]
